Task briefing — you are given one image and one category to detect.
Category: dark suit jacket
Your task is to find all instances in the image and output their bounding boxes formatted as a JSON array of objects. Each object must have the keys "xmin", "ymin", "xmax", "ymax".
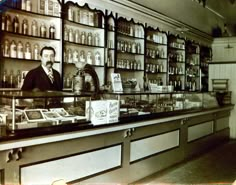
[{"xmin": 21, "ymin": 65, "xmax": 62, "ymax": 91}]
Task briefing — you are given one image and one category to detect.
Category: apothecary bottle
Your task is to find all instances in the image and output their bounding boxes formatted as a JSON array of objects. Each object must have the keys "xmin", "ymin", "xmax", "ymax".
[
  {"xmin": 5, "ymin": 14, "xmax": 11, "ymax": 32},
  {"xmin": 26, "ymin": 0, "xmax": 32, "ymax": 11},
  {"xmin": 40, "ymin": 23, "xmax": 47, "ymax": 38},
  {"xmin": 74, "ymin": 29, "xmax": 80, "ymax": 43},
  {"xmin": 22, "ymin": 18, "xmax": 29, "ymax": 35},
  {"xmin": 17, "ymin": 41, "xmax": 24, "ymax": 59},
  {"xmin": 64, "ymin": 27, "xmax": 68, "ymax": 41},
  {"xmin": 3, "ymin": 39, "xmax": 10, "ymax": 57},
  {"xmin": 31, "ymin": 20, "xmax": 38, "ymax": 36},
  {"xmin": 81, "ymin": 31, "xmax": 86, "ymax": 44},
  {"xmin": 24, "ymin": 42, "xmax": 31, "ymax": 59},
  {"xmin": 87, "ymin": 32, "xmax": 93, "ymax": 45},
  {"xmin": 49, "ymin": 24, "xmax": 56, "ymax": 39},
  {"xmin": 1, "ymin": 15, "xmax": 5, "ymax": 31},
  {"xmin": 10, "ymin": 40, "xmax": 17, "ymax": 58},
  {"xmin": 33, "ymin": 43, "xmax": 40, "ymax": 60},
  {"xmin": 12, "ymin": 15, "xmax": 19, "ymax": 33},
  {"xmin": 94, "ymin": 33, "xmax": 99, "ymax": 46},
  {"xmin": 68, "ymin": 28, "xmax": 74, "ymax": 42}
]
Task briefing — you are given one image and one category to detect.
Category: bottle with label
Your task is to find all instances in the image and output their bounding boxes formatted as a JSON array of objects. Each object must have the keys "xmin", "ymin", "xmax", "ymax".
[
  {"xmin": 64, "ymin": 27, "xmax": 68, "ymax": 41},
  {"xmin": 12, "ymin": 15, "xmax": 19, "ymax": 33},
  {"xmin": 24, "ymin": 42, "xmax": 31, "ymax": 59},
  {"xmin": 21, "ymin": 0, "xmax": 26, "ymax": 10},
  {"xmin": 67, "ymin": 48, "xmax": 73, "ymax": 63},
  {"xmin": 17, "ymin": 41, "xmax": 24, "ymax": 59},
  {"xmin": 73, "ymin": 49, "xmax": 79, "ymax": 63},
  {"xmin": 68, "ymin": 7, "xmax": 74, "ymax": 21},
  {"xmin": 15, "ymin": 70, "xmax": 22, "ymax": 89},
  {"xmin": 40, "ymin": 23, "xmax": 47, "ymax": 37},
  {"xmin": 10, "ymin": 40, "xmax": 17, "ymax": 58},
  {"xmin": 31, "ymin": 20, "xmax": 38, "ymax": 36},
  {"xmin": 87, "ymin": 51, "xmax": 93, "ymax": 64},
  {"xmin": 1, "ymin": 70, "xmax": 8, "ymax": 88},
  {"xmin": 95, "ymin": 51, "xmax": 101, "ymax": 65},
  {"xmin": 49, "ymin": 24, "xmax": 56, "ymax": 39},
  {"xmin": 33, "ymin": 44, "xmax": 40, "ymax": 60},
  {"xmin": 9, "ymin": 70, "xmax": 15, "ymax": 88},
  {"xmin": 22, "ymin": 18, "xmax": 29, "ymax": 35},
  {"xmin": 74, "ymin": 29, "xmax": 80, "ymax": 43}
]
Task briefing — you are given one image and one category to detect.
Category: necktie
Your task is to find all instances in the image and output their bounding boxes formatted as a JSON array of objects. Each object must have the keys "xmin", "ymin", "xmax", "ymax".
[{"xmin": 48, "ymin": 69, "xmax": 54, "ymax": 83}]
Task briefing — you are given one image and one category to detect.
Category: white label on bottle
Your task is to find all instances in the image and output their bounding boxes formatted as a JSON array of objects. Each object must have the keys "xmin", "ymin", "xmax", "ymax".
[{"xmin": 25, "ymin": 52, "xmax": 31, "ymax": 59}]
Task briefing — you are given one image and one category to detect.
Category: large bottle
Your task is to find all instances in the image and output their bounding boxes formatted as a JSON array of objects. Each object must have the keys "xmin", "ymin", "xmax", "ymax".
[{"xmin": 12, "ymin": 15, "xmax": 19, "ymax": 33}]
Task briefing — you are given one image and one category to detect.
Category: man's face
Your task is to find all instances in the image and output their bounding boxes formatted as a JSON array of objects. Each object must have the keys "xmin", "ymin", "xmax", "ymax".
[{"xmin": 41, "ymin": 49, "xmax": 55, "ymax": 69}]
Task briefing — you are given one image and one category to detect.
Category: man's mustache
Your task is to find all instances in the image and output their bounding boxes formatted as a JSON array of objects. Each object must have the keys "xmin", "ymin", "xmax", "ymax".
[{"xmin": 46, "ymin": 61, "xmax": 53, "ymax": 65}]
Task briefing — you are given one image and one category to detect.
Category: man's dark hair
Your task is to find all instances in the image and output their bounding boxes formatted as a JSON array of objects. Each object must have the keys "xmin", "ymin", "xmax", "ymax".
[{"xmin": 40, "ymin": 46, "xmax": 56, "ymax": 56}]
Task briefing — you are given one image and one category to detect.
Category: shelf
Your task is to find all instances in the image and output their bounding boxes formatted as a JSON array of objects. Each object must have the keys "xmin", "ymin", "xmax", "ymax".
[
  {"xmin": 2, "ymin": 57, "xmax": 60, "ymax": 63},
  {"xmin": 116, "ymin": 68, "xmax": 144, "ymax": 72},
  {"xmin": 117, "ymin": 32, "xmax": 144, "ymax": 40},
  {"xmin": 117, "ymin": 50, "xmax": 144, "ymax": 55},
  {"xmin": 146, "ymin": 40, "xmax": 167, "ymax": 46},
  {"xmin": 146, "ymin": 72, "xmax": 166, "ymax": 75},
  {"xmin": 64, "ymin": 19, "xmax": 105, "ymax": 30},
  {"xmin": 146, "ymin": 56, "xmax": 167, "ymax": 60},
  {"xmin": 2, "ymin": 31, "xmax": 60, "ymax": 41},
  {"xmin": 64, "ymin": 41, "xmax": 105, "ymax": 48},
  {"xmin": 168, "ymin": 46, "xmax": 185, "ymax": 51}
]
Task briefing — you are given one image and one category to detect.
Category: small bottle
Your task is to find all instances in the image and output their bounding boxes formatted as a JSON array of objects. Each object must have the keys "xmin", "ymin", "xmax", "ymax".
[
  {"xmin": 1, "ymin": 15, "xmax": 5, "ymax": 31},
  {"xmin": 24, "ymin": 42, "xmax": 31, "ymax": 59},
  {"xmin": 3, "ymin": 39, "xmax": 10, "ymax": 57},
  {"xmin": 31, "ymin": 20, "xmax": 38, "ymax": 36},
  {"xmin": 17, "ymin": 41, "xmax": 24, "ymax": 59},
  {"xmin": 26, "ymin": 0, "xmax": 32, "ymax": 11},
  {"xmin": 12, "ymin": 15, "xmax": 19, "ymax": 33},
  {"xmin": 22, "ymin": 18, "xmax": 29, "ymax": 35},
  {"xmin": 95, "ymin": 51, "xmax": 101, "ymax": 65},
  {"xmin": 2, "ymin": 70, "xmax": 8, "ymax": 88},
  {"xmin": 10, "ymin": 40, "xmax": 17, "ymax": 58},
  {"xmin": 74, "ymin": 29, "xmax": 80, "ymax": 43},
  {"xmin": 40, "ymin": 23, "xmax": 47, "ymax": 37},
  {"xmin": 49, "ymin": 24, "xmax": 56, "ymax": 39},
  {"xmin": 94, "ymin": 33, "xmax": 99, "ymax": 46},
  {"xmin": 15, "ymin": 70, "xmax": 22, "ymax": 88},
  {"xmin": 68, "ymin": 7, "xmax": 74, "ymax": 21},
  {"xmin": 68, "ymin": 28, "xmax": 74, "ymax": 42},
  {"xmin": 73, "ymin": 49, "xmax": 79, "ymax": 63},
  {"xmin": 33, "ymin": 43, "xmax": 40, "ymax": 60},
  {"xmin": 5, "ymin": 14, "xmax": 11, "ymax": 32},
  {"xmin": 64, "ymin": 27, "xmax": 68, "ymax": 41},
  {"xmin": 80, "ymin": 31, "xmax": 86, "ymax": 44},
  {"xmin": 9, "ymin": 70, "xmax": 15, "ymax": 88},
  {"xmin": 87, "ymin": 32, "xmax": 92, "ymax": 45},
  {"xmin": 21, "ymin": 0, "xmax": 26, "ymax": 10}
]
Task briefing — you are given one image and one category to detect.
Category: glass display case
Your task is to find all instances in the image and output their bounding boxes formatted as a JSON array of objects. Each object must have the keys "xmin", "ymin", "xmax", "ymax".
[
  {"xmin": 102, "ymin": 91, "xmax": 221, "ymax": 118},
  {"xmin": 0, "ymin": 90, "xmax": 91, "ymax": 131}
]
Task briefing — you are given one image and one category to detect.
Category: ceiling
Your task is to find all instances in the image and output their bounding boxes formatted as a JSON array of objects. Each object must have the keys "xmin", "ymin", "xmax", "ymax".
[{"xmin": 128, "ymin": 0, "xmax": 236, "ymax": 36}]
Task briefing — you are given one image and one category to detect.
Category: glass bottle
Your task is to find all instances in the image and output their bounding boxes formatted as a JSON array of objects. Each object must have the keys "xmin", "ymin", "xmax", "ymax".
[
  {"xmin": 2, "ymin": 70, "xmax": 8, "ymax": 88},
  {"xmin": 74, "ymin": 29, "xmax": 80, "ymax": 43},
  {"xmin": 64, "ymin": 27, "xmax": 68, "ymax": 41},
  {"xmin": 5, "ymin": 14, "xmax": 11, "ymax": 32},
  {"xmin": 33, "ymin": 43, "xmax": 40, "ymax": 60},
  {"xmin": 12, "ymin": 15, "xmax": 19, "ymax": 33},
  {"xmin": 24, "ymin": 42, "xmax": 31, "ymax": 59},
  {"xmin": 68, "ymin": 28, "xmax": 74, "ymax": 42},
  {"xmin": 3, "ymin": 39, "xmax": 10, "ymax": 57},
  {"xmin": 73, "ymin": 49, "xmax": 79, "ymax": 63},
  {"xmin": 80, "ymin": 31, "xmax": 86, "ymax": 44},
  {"xmin": 31, "ymin": 20, "xmax": 38, "ymax": 36},
  {"xmin": 21, "ymin": 0, "xmax": 26, "ymax": 10},
  {"xmin": 68, "ymin": 7, "xmax": 74, "ymax": 21},
  {"xmin": 26, "ymin": 0, "xmax": 32, "ymax": 11},
  {"xmin": 87, "ymin": 32, "xmax": 92, "ymax": 45},
  {"xmin": 1, "ymin": 15, "xmax": 5, "ymax": 31},
  {"xmin": 49, "ymin": 24, "xmax": 56, "ymax": 39},
  {"xmin": 10, "ymin": 40, "xmax": 17, "ymax": 58},
  {"xmin": 95, "ymin": 51, "xmax": 101, "ymax": 65},
  {"xmin": 17, "ymin": 41, "xmax": 24, "ymax": 59},
  {"xmin": 9, "ymin": 70, "xmax": 15, "ymax": 88},
  {"xmin": 22, "ymin": 18, "xmax": 29, "ymax": 35},
  {"xmin": 15, "ymin": 70, "xmax": 22, "ymax": 89},
  {"xmin": 40, "ymin": 23, "xmax": 47, "ymax": 38},
  {"xmin": 94, "ymin": 33, "xmax": 99, "ymax": 46}
]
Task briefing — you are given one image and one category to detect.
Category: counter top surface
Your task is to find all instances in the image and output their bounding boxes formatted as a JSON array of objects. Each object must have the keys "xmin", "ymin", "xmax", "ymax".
[{"xmin": 0, "ymin": 105, "xmax": 234, "ymax": 151}]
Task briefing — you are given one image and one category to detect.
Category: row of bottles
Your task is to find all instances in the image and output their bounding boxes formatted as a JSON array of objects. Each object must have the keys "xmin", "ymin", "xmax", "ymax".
[
  {"xmin": 146, "ymin": 33, "xmax": 166, "ymax": 44},
  {"xmin": 67, "ymin": 5, "xmax": 103, "ymax": 27},
  {"xmin": 117, "ymin": 58, "xmax": 142, "ymax": 70},
  {"xmin": 64, "ymin": 27, "xmax": 100, "ymax": 46},
  {"xmin": 146, "ymin": 47, "xmax": 165, "ymax": 59},
  {"xmin": 169, "ymin": 42, "xmax": 185, "ymax": 50},
  {"xmin": 2, "ymin": 39, "xmax": 41, "ymax": 60},
  {"xmin": 64, "ymin": 49, "xmax": 102, "ymax": 65},
  {"xmin": 186, "ymin": 67, "xmax": 199, "ymax": 77},
  {"xmin": 169, "ymin": 66, "xmax": 184, "ymax": 75},
  {"xmin": 168, "ymin": 52, "xmax": 184, "ymax": 62},
  {"xmin": 145, "ymin": 63, "xmax": 164, "ymax": 73},
  {"xmin": 186, "ymin": 55, "xmax": 199, "ymax": 65},
  {"xmin": 117, "ymin": 40, "xmax": 142, "ymax": 54},
  {"xmin": 117, "ymin": 21, "xmax": 144, "ymax": 38},
  {"xmin": 2, "ymin": 14, "xmax": 56, "ymax": 39},
  {"xmin": 186, "ymin": 80, "xmax": 197, "ymax": 91},
  {"xmin": 0, "ymin": 69, "xmax": 22, "ymax": 88},
  {"xmin": 169, "ymin": 79, "xmax": 182, "ymax": 91}
]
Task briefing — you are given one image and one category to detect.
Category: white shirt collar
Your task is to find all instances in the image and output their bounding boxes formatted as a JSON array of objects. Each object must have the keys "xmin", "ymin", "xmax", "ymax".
[{"xmin": 41, "ymin": 65, "xmax": 52, "ymax": 75}]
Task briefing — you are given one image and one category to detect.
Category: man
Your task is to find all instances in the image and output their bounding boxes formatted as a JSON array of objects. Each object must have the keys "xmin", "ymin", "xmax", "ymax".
[{"xmin": 21, "ymin": 46, "xmax": 62, "ymax": 91}]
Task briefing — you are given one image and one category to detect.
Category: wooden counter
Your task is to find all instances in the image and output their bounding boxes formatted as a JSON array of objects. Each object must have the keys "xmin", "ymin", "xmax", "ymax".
[{"xmin": 0, "ymin": 105, "xmax": 233, "ymax": 185}]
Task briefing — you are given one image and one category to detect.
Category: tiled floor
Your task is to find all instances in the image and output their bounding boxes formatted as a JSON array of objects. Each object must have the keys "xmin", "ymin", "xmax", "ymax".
[{"xmin": 132, "ymin": 140, "xmax": 236, "ymax": 185}]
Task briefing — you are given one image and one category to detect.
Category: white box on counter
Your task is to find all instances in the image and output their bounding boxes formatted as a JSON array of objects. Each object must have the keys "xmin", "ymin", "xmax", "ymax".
[{"xmin": 86, "ymin": 100, "xmax": 119, "ymax": 125}]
